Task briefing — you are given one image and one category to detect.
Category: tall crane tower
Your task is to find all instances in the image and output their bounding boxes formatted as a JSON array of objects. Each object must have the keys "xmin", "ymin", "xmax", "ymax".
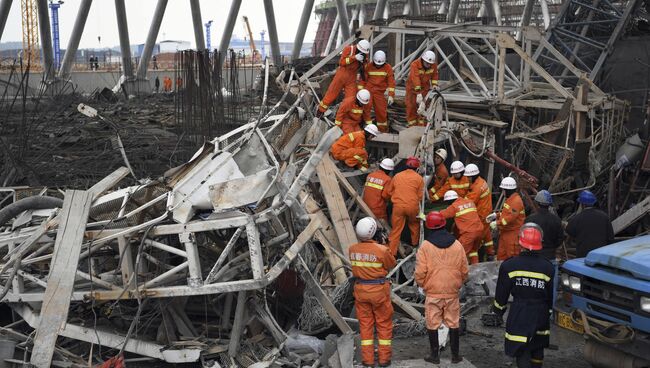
[{"xmin": 20, "ymin": 0, "xmax": 40, "ymax": 67}]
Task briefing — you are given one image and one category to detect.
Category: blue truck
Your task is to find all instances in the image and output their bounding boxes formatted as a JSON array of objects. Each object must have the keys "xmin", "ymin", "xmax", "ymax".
[{"xmin": 556, "ymin": 235, "xmax": 650, "ymax": 366}]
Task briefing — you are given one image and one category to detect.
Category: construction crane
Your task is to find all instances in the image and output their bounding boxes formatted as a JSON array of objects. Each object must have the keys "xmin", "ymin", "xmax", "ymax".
[
  {"xmin": 49, "ymin": 0, "xmax": 64, "ymax": 71},
  {"xmin": 205, "ymin": 20, "xmax": 213, "ymax": 51},
  {"xmin": 20, "ymin": 0, "xmax": 40, "ymax": 67},
  {"xmin": 242, "ymin": 16, "xmax": 258, "ymax": 62}
]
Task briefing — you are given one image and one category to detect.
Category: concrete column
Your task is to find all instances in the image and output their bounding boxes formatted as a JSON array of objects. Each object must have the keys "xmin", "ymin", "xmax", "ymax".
[
  {"xmin": 482, "ymin": 0, "xmax": 496, "ymax": 23},
  {"xmin": 335, "ymin": 0, "xmax": 350, "ymax": 40},
  {"xmin": 0, "ymin": 0, "xmax": 12, "ymax": 42},
  {"xmin": 136, "ymin": 0, "xmax": 167, "ymax": 79},
  {"xmin": 358, "ymin": 3, "xmax": 366, "ymax": 26},
  {"xmin": 402, "ymin": 2, "xmax": 411, "ymax": 15},
  {"xmin": 263, "ymin": 0, "xmax": 282, "ymax": 66},
  {"xmin": 520, "ymin": 0, "xmax": 535, "ymax": 27},
  {"xmin": 189, "ymin": 0, "xmax": 205, "ymax": 51},
  {"xmin": 36, "ymin": 0, "xmax": 54, "ymax": 80},
  {"xmin": 410, "ymin": 0, "xmax": 421, "ymax": 16},
  {"xmin": 373, "ymin": 0, "xmax": 387, "ymax": 20},
  {"xmin": 218, "ymin": 0, "xmax": 242, "ymax": 67},
  {"xmin": 492, "ymin": 0, "xmax": 502, "ymax": 25},
  {"xmin": 58, "ymin": 0, "xmax": 92, "ymax": 79},
  {"xmin": 438, "ymin": 0, "xmax": 449, "ymax": 15},
  {"xmin": 115, "ymin": 0, "xmax": 133, "ymax": 78},
  {"xmin": 447, "ymin": 0, "xmax": 460, "ymax": 23},
  {"xmin": 323, "ymin": 14, "xmax": 339, "ymax": 56},
  {"xmin": 292, "ymin": 0, "xmax": 315, "ymax": 61}
]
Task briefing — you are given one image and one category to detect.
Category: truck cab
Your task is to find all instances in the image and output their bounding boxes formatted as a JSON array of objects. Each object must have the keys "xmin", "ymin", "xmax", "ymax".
[{"xmin": 557, "ymin": 235, "xmax": 650, "ymax": 366}]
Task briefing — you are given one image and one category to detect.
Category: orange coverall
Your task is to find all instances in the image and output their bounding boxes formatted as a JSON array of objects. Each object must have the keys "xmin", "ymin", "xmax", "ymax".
[
  {"xmin": 385, "ymin": 168, "xmax": 424, "ymax": 256},
  {"xmin": 430, "ymin": 175, "xmax": 469, "ymax": 201},
  {"xmin": 365, "ymin": 63, "xmax": 396, "ymax": 132},
  {"xmin": 440, "ymin": 198, "xmax": 484, "ymax": 264},
  {"xmin": 496, "ymin": 193, "xmax": 525, "ymax": 260},
  {"xmin": 363, "ymin": 169, "xmax": 392, "ymax": 221},
  {"xmin": 405, "ymin": 58, "xmax": 439, "ymax": 126},
  {"xmin": 319, "ymin": 45, "xmax": 365, "ymax": 113},
  {"xmin": 334, "ymin": 95, "xmax": 373, "ymax": 134},
  {"xmin": 466, "ymin": 176, "xmax": 495, "ymax": 257},
  {"xmin": 349, "ymin": 240, "xmax": 396, "ymax": 366},
  {"xmin": 429, "ymin": 163, "xmax": 449, "ymax": 201},
  {"xmin": 330, "ymin": 131, "xmax": 368, "ymax": 170}
]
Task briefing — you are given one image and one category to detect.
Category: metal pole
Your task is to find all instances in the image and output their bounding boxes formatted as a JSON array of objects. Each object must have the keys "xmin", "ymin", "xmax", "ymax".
[
  {"xmin": 410, "ymin": 0, "xmax": 421, "ymax": 16},
  {"xmin": 335, "ymin": 0, "xmax": 350, "ymax": 40},
  {"xmin": 447, "ymin": 0, "xmax": 460, "ymax": 23},
  {"xmin": 189, "ymin": 0, "xmax": 205, "ymax": 51},
  {"xmin": 292, "ymin": 0, "xmax": 315, "ymax": 61},
  {"xmin": 373, "ymin": 0, "xmax": 387, "ymax": 20},
  {"xmin": 136, "ymin": 0, "xmax": 167, "ymax": 79},
  {"xmin": 218, "ymin": 0, "xmax": 242, "ymax": 67},
  {"xmin": 263, "ymin": 0, "xmax": 282, "ymax": 66},
  {"xmin": 36, "ymin": 0, "xmax": 54, "ymax": 80},
  {"xmin": 115, "ymin": 0, "xmax": 133, "ymax": 78},
  {"xmin": 58, "ymin": 0, "xmax": 92, "ymax": 80},
  {"xmin": 0, "ymin": 0, "xmax": 12, "ymax": 42}
]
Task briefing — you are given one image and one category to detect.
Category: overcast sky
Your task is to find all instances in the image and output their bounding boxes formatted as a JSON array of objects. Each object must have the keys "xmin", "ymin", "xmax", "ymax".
[{"xmin": 2, "ymin": 0, "xmax": 320, "ymax": 49}]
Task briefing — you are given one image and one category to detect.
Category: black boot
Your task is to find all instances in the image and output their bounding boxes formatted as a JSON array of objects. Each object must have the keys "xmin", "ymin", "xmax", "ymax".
[
  {"xmin": 423, "ymin": 329, "xmax": 440, "ymax": 364},
  {"xmin": 450, "ymin": 328, "xmax": 462, "ymax": 363}
]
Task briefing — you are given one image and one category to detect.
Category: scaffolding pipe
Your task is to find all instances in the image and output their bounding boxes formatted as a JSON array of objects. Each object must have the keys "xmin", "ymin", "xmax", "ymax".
[
  {"xmin": 189, "ymin": 0, "xmax": 205, "ymax": 51},
  {"xmin": 218, "ymin": 0, "xmax": 242, "ymax": 67},
  {"xmin": 136, "ymin": 0, "xmax": 167, "ymax": 79},
  {"xmin": 58, "ymin": 0, "xmax": 92, "ymax": 80},
  {"xmin": 292, "ymin": 0, "xmax": 315, "ymax": 61},
  {"xmin": 36, "ymin": 0, "xmax": 54, "ymax": 80},
  {"xmin": 0, "ymin": 0, "xmax": 12, "ymax": 42},
  {"xmin": 263, "ymin": 0, "xmax": 282, "ymax": 66},
  {"xmin": 335, "ymin": 0, "xmax": 351, "ymax": 40},
  {"xmin": 115, "ymin": 0, "xmax": 133, "ymax": 78},
  {"xmin": 373, "ymin": 0, "xmax": 387, "ymax": 20}
]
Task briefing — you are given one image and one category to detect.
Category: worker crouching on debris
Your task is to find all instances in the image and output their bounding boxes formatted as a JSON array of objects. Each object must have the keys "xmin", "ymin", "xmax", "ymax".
[
  {"xmin": 565, "ymin": 190, "xmax": 614, "ymax": 258},
  {"xmin": 385, "ymin": 156, "xmax": 424, "ymax": 256},
  {"xmin": 429, "ymin": 148, "xmax": 449, "ymax": 200},
  {"xmin": 415, "ymin": 211, "xmax": 468, "ymax": 364},
  {"xmin": 431, "ymin": 161, "xmax": 469, "ymax": 201},
  {"xmin": 493, "ymin": 223, "xmax": 554, "ymax": 368},
  {"xmin": 334, "ymin": 89, "xmax": 374, "ymax": 134},
  {"xmin": 363, "ymin": 158, "xmax": 395, "ymax": 221},
  {"xmin": 406, "ymin": 50, "xmax": 439, "ymax": 127},
  {"xmin": 465, "ymin": 163, "xmax": 495, "ymax": 260},
  {"xmin": 365, "ymin": 50, "xmax": 396, "ymax": 132},
  {"xmin": 318, "ymin": 39, "xmax": 370, "ymax": 115},
  {"xmin": 330, "ymin": 123, "xmax": 379, "ymax": 171},
  {"xmin": 349, "ymin": 217, "xmax": 397, "ymax": 367},
  {"xmin": 440, "ymin": 190, "xmax": 484, "ymax": 264},
  {"xmin": 488, "ymin": 177, "xmax": 525, "ymax": 260}
]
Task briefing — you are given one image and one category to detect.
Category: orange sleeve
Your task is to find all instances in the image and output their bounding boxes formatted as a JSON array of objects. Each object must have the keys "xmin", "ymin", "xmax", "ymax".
[
  {"xmin": 381, "ymin": 177, "xmax": 392, "ymax": 200},
  {"xmin": 384, "ymin": 176, "xmax": 395, "ymax": 200},
  {"xmin": 466, "ymin": 182, "xmax": 481, "ymax": 204},
  {"xmin": 383, "ymin": 246, "xmax": 397, "ymax": 271},
  {"xmin": 431, "ymin": 180, "xmax": 450, "ymax": 201},
  {"xmin": 363, "ymin": 103, "xmax": 372, "ymax": 125},
  {"xmin": 414, "ymin": 243, "xmax": 429, "ymax": 287},
  {"xmin": 458, "ymin": 244, "xmax": 469, "ymax": 281},
  {"xmin": 335, "ymin": 99, "xmax": 351, "ymax": 125},
  {"xmin": 439, "ymin": 204, "xmax": 457, "ymax": 219},
  {"xmin": 387, "ymin": 65, "xmax": 396, "ymax": 97},
  {"xmin": 417, "ymin": 174, "xmax": 425, "ymax": 200},
  {"xmin": 498, "ymin": 197, "xmax": 524, "ymax": 229},
  {"xmin": 338, "ymin": 46, "xmax": 354, "ymax": 67},
  {"xmin": 408, "ymin": 62, "xmax": 422, "ymax": 93}
]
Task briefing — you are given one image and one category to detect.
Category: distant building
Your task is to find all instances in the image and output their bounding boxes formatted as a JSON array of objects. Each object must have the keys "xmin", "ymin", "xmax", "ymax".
[{"xmin": 159, "ymin": 40, "xmax": 192, "ymax": 53}]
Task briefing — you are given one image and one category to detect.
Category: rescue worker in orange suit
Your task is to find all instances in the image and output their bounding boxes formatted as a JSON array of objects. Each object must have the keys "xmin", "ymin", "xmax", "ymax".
[
  {"xmin": 416, "ymin": 211, "xmax": 468, "ymax": 364},
  {"xmin": 330, "ymin": 123, "xmax": 379, "ymax": 172},
  {"xmin": 487, "ymin": 177, "xmax": 526, "ymax": 261},
  {"xmin": 431, "ymin": 161, "xmax": 469, "ymax": 201},
  {"xmin": 334, "ymin": 89, "xmax": 374, "ymax": 134},
  {"xmin": 385, "ymin": 156, "xmax": 424, "ymax": 256},
  {"xmin": 318, "ymin": 39, "xmax": 371, "ymax": 115},
  {"xmin": 365, "ymin": 50, "xmax": 396, "ymax": 133},
  {"xmin": 406, "ymin": 50, "xmax": 439, "ymax": 127},
  {"xmin": 349, "ymin": 217, "xmax": 397, "ymax": 367},
  {"xmin": 429, "ymin": 148, "xmax": 449, "ymax": 201},
  {"xmin": 440, "ymin": 190, "xmax": 484, "ymax": 265},
  {"xmin": 363, "ymin": 158, "xmax": 394, "ymax": 222},
  {"xmin": 492, "ymin": 223, "xmax": 553, "ymax": 368},
  {"xmin": 465, "ymin": 163, "xmax": 496, "ymax": 260}
]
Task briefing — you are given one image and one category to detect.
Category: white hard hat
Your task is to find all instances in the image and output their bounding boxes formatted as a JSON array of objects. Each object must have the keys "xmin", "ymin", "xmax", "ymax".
[
  {"xmin": 422, "ymin": 50, "xmax": 436, "ymax": 64},
  {"xmin": 364, "ymin": 124, "xmax": 379, "ymax": 136},
  {"xmin": 373, "ymin": 50, "xmax": 386, "ymax": 65},
  {"xmin": 443, "ymin": 190, "xmax": 459, "ymax": 201},
  {"xmin": 464, "ymin": 163, "xmax": 479, "ymax": 177},
  {"xmin": 380, "ymin": 158, "xmax": 395, "ymax": 171},
  {"xmin": 450, "ymin": 161, "xmax": 465, "ymax": 174},
  {"xmin": 355, "ymin": 217, "xmax": 377, "ymax": 241},
  {"xmin": 357, "ymin": 39, "xmax": 370, "ymax": 54},
  {"xmin": 500, "ymin": 177, "xmax": 517, "ymax": 190},
  {"xmin": 356, "ymin": 89, "xmax": 371, "ymax": 104},
  {"xmin": 435, "ymin": 148, "xmax": 447, "ymax": 161}
]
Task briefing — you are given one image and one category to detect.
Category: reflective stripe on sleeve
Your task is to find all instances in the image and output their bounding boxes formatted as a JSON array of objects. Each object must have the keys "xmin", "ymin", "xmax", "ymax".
[
  {"xmin": 483, "ymin": 241, "xmax": 494, "ymax": 247},
  {"xmin": 493, "ymin": 300, "xmax": 505, "ymax": 310},
  {"xmin": 508, "ymin": 271, "xmax": 551, "ymax": 282},
  {"xmin": 365, "ymin": 121, "xmax": 373, "ymax": 125},
  {"xmin": 468, "ymin": 252, "xmax": 479, "ymax": 257},
  {"xmin": 351, "ymin": 261, "xmax": 383, "ymax": 268},
  {"xmin": 501, "ymin": 218, "xmax": 508, "ymax": 226},
  {"xmin": 345, "ymin": 57, "xmax": 351, "ymax": 65},
  {"xmin": 335, "ymin": 120, "xmax": 342, "ymax": 125},
  {"xmin": 351, "ymin": 109, "xmax": 363, "ymax": 114},
  {"xmin": 455, "ymin": 207, "xmax": 477, "ymax": 217},
  {"xmin": 503, "ymin": 203, "xmax": 511, "ymax": 209},
  {"xmin": 480, "ymin": 190, "xmax": 491, "ymax": 198},
  {"xmin": 365, "ymin": 182, "xmax": 384, "ymax": 190},
  {"xmin": 348, "ymin": 133, "xmax": 355, "ymax": 141},
  {"xmin": 505, "ymin": 333, "xmax": 527, "ymax": 343},
  {"xmin": 414, "ymin": 86, "xmax": 422, "ymax": 91},
  {"xmin": 451, "ymin": 183, "xmax": 470, "ymax": 189},
  {"xmin": 319, "ymin": 101, "xmax": 329, "ymax": 109}
]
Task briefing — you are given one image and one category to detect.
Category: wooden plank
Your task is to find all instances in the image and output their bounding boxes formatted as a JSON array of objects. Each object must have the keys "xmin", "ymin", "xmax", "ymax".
[
  {"xmin": 612, "ymin": 195, "xmax": 650, "ymax": 234},
  {"xmin": 87, "ymin": 167, "xmax": 130, "ymax": 200},
  {"xmin": 30, "ymin": 190, "xmax": 93, "ymax": 368}
]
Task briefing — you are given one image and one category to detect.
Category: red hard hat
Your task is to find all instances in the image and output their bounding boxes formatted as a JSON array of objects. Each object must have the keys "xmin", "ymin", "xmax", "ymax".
[
  {"xmin": 426, "ymin": 211, "xmax": 446, "ymax": 229},
  {"xmin": 406, "ymin": 156, "xmax": 420, "ymax": 169},
  {"xmin": 518, "ymin": 223, "xmax": 543, "ymax": 251}
]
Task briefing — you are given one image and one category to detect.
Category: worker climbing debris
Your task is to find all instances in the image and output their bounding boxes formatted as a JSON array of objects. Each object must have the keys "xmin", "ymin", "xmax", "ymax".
[
  {"xmin": 406, "ymin": 50, "xmax": 439, "ymax": 126},
  {"xmin": 489, "ymin": 177, "xmax": 526, "ymax": 261},
  {"xmin": 365, "ymin": 50, "xmax": 396, "ymax": 133},
  {"xmin": 465, "ymin": 163, "xmax": 495, "ymax": 261}
]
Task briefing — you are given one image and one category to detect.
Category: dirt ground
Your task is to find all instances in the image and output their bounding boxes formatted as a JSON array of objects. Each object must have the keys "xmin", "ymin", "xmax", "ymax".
[{"xmin": 391, "ymin": 305, "xmax": 590, "ymax": 368}]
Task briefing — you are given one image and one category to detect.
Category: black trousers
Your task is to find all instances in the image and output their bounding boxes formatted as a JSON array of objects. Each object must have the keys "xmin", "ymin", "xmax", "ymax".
[{"xmin": 516, "ymin": 346, "xmax": 544, "ymax": 368}]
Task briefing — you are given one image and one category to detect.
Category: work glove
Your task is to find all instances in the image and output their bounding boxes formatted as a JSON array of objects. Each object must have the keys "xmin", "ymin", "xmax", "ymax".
[
  {"xmin": 485, "ymin": 212, "xmax": 497, "ymax": 223},
  {"xmin": 417, "ymin": 212, "xmax": 426, "ymax": 221},
  {"xmin": 489, "ymin": 221, "xmax": 497, "ymax": 230},
  {"xmin": 355, "ymin": 53, "xmax": 365, "ymax": 62},
  {"xmin": 416, "ymin": 93, "xmax": 424, "ymax": 104},
  {"xmin": 417, "ymin": 101, "xmax": 426, "ymax": 116},
  {"xmin": 387, "ymin": 96, "xmax": 394, "ymax": 106}
]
